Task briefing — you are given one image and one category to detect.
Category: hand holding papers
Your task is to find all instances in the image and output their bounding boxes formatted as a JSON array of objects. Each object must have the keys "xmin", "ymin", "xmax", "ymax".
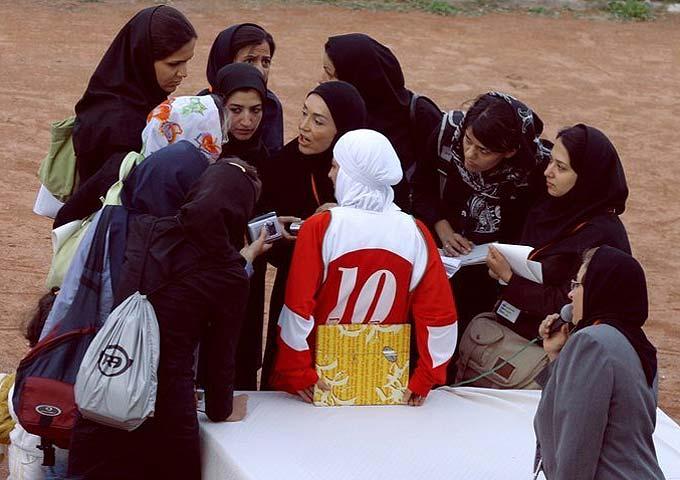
[
  {"xmin": 490, "ymin": 243, "xmax": 543, "ymax": 284},
  {"xmin": 439, "ymin": 243, "xmax": 489, "ymax": 278},
  {"xmin": 439, "ymin": 242, "xmax": 542, "ymax": 284},
  {"xmin": 438, "ymin": 251, "xmax": 462, "ymax": 278}
]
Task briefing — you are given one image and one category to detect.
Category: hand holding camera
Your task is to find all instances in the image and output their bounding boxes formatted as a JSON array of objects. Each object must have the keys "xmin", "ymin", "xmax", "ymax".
[
  {"xmin": 279, "ymin": 216, "xmax": 303, "ymax": 240},
  {"xmin": 247, "ymin": 211, "xmax": 284, "ymax": 243}
]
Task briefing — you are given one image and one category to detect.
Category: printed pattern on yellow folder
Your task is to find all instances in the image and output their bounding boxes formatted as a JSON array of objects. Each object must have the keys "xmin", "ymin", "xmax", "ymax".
[{"xmin": 313, "ymin": 324, "xmax": 410, "ymax": 406}]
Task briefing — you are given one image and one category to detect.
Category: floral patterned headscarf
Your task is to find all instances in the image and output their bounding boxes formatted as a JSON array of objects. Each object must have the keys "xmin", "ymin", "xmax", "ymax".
[{"xmin": 142, "ymin": 95, "xmax": 223, "ymax": 162}]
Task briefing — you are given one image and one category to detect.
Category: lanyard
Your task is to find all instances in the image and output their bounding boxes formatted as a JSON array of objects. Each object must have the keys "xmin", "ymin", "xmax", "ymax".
[{"xmin": 310, "ymin": 173, "xmax": 321, "ymax": 207}]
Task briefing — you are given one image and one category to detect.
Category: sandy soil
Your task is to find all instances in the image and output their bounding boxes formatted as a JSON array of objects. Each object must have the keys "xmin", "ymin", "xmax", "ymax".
[{"xmin": 1, "ymin": 0, "xmax": 678, "ymax": 440}]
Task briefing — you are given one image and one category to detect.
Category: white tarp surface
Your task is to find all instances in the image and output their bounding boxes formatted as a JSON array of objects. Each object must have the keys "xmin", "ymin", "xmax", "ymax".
[{"xmin": 199, "ymin": 387, "xmax": 680, "ymax": 480}]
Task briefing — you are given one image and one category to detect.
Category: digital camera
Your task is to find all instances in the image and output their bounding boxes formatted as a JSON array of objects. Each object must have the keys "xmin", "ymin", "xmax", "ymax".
[{"xmin": 247, "ymin": 211, "xmax": 283, "ymax": 243}]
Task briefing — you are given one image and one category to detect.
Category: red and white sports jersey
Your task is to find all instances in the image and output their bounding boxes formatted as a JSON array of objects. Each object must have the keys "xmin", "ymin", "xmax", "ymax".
[{"xmin": 270, "ymin": 206, "xmax": 458, "ymax": 397}]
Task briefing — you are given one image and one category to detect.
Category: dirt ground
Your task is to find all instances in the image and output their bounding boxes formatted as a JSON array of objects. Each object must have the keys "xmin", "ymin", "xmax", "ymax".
[{"xmin": 1, "ymin": 0, "xmax": 678, "ymax": 437}]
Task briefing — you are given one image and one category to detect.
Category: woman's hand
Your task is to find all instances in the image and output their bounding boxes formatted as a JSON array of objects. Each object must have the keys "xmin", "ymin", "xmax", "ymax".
[
  {"xmin": 240, "ymin": 228, "xmax": 273, "ymax": 263},
  {"xmin": 315, "ymin": 202, "xmax": 337, "ymax": 214},
  {"xmin": 434, "ymin": 219, "xmax": 473, "ymax": 257},
  {"xmin": 226, "ymin": 394, "xmax": 248, "ymax": 422},
  {"xmin": 486, "ymin": 246, "xmax": 513, "ymax": 283},
  {"xmin": 297, "ymin": 377, "xmax": 331, "ymax": 403},
  {"xmin": 278, "ymin": 215, "xmax": 302, "ymax": 241},
  {"xmin": 401, "ymin": 388, "xmax": 426, "ymax": 406},
  {"xmin": 539, "ymin": 314, "xmax": 570, "ymax": 362}
]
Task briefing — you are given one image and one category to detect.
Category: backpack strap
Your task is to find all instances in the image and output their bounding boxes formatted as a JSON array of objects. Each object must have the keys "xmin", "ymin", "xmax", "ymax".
[
  {"xmin": 37, "ymin": 438, "xmax": 56, "ymax": 466},
  {"xmin": 408, "ymin": 92, "xmax": 421, "ymax": 126}
]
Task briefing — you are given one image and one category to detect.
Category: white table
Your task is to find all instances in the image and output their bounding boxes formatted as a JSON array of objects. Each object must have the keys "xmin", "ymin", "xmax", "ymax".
[{"xmin": 199, "ymin": 387, "xmax": 680, "ymax": 480}]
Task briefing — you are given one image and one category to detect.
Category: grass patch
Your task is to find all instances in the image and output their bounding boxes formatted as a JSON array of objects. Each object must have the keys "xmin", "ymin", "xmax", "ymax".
[
  {"xmin": 303, "ymin": 0, "xmax": 480, "ymax": 16},
  {"xmin": 607, "ymin": 0, "xmax": 653, "ymax": 20},
  {"xmin": 415, "ymin": 0, "xmax": 462, "ymax": 15},
  {"xmin": 300, "ymin": 0, "xmax": 660, "ymax": 21}
]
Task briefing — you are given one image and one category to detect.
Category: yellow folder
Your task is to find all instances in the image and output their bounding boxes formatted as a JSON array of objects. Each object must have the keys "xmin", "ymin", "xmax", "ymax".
[{"xmin": 313, "ymin": 324, "xmax": 410, "ymax": 406}]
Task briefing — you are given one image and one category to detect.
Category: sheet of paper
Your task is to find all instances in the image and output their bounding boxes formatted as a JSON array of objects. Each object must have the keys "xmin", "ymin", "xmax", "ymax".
[
  {"xmin": 457, "ymin": 243, "xmax": 491, "ymax": 266},
  {"xmin": 52, "ymin": 219, "xmax": 83, "ymax": 253},
  {"xmin": 440, "ymin": 255, "xmax": 461, "ymax": 278},
  {"xmin": 33, "ymin": 184, "xmax": 63, "ymax": 219},
  {"xmin": 493, "ymin": 243, "xmax": 543, "ymax": 284}
]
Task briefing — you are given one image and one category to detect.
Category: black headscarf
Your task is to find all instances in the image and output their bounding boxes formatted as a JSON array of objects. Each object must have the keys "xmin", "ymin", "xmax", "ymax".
[
  {"xmin": 523, "ymin": 125, "xmax": 629, "ymax": 249},
  {"xmin": 308, "ymin": 81, "xmax": 367, "ymax": 143},
  {"xmin": 205, "ymin": 23, "xmax": 269, "ymax": 90},
  {"xmin": 215, "ymin": 63, "xmax": 267, "ymax": 102},
  {"xmin": 324, "ymin": 34, "xmax": 443, "ymax": 210},
  {"xmin": 179, "ymin": 160, "xmax": 259, "ymax": 255},
  {"xmin": 73, "ymin": 6, "xmax": 170, "ymax": 181},
  {"xmin": 573, "ymin": 246, "xmax": 657, "ymax": 386},
  {"xmin": 215, "ymin": 63, "xmax": 268, "ymax": 167},
  {"xmin": 121, "ymin": 141, "xmax": 209, "ymax": 217},
  {"xmin": 325, "ymin": 33, "xmax": 409, "ymax": 112}
]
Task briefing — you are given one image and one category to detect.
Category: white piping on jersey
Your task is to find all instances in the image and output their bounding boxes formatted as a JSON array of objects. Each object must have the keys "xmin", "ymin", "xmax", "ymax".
[
  {"xmin": 321, "ymin": 207, "xmax": 428, "ymax": 292},
  {"xmin": 427, "ymin": 323, "xmax": 458, "ymax": 368},
  {"xmin": 278, "ymin": 305, "xmax": 315, "ymax": 352}
]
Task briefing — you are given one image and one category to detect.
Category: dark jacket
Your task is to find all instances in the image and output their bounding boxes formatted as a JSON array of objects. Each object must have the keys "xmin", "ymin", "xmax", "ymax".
[
  {"xmin": 68, "ymin": 161, "xmax": 256, "ymax": 480},
  {"xmin": 499, "ymin": 215, "xmax": 630, "ymax": 339}
]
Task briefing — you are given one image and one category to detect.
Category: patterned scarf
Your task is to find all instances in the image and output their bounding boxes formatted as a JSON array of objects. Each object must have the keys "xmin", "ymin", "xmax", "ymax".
[{"xmin": 142, "ymin": 95, "xmax": 224, "ymax": 162}]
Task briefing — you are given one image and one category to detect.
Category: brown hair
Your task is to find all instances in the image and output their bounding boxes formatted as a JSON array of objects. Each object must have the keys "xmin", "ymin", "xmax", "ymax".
[
  {"xmin": 24, "ymin": 287, "xmax": 59, "ymax": 347},
  {"xmin": 150, "ymin": 6, "xmax": 197, "ymax": 61}
]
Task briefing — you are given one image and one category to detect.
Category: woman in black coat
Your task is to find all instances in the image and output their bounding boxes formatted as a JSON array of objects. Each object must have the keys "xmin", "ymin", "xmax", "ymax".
[
  {"xmin": 258, "ymin": 80, "xmax": 368, "ymax": 388},
  {"xmin": 323, "ymin": 33, "xmax": 442, "ymax": 211},
  {"xmin": 54, "ymin": 6, "xmax": 197, "ymax": 227},
  {"xmin": 68, "ymin": 160, "xmax": 261, "ymax": 480},
  {"xmin": 212, "ymin": 63, "xmax": 271, "ymax": 389},
  {"xmin": 487, "ymin": 124, "xmax": 631, "ymax": 339}
]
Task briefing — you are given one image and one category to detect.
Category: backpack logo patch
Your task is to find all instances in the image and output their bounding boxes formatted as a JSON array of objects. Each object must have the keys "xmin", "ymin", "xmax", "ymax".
[
  {"xmin": 35, "ymin": 404, "xmax": 62, "ymax": 417},
  {"xmin": 97, "ymin": 345, "xmax": 133, "ymax": 377}
]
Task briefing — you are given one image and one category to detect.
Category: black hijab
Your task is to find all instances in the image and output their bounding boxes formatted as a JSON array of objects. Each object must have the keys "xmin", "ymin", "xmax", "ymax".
[
  {"xmin": 205, "ymin": 23, "xmax": 269, "ymax": 90},
  {"xmin": 573, "ymin": 246, "xmax": 657, "ymax": 386},
  {"xmin": 179, "ymin": 159, "xmax": 259, "ymax": 256},
  {"xmin": 261, "ymin": 81, "xmax": 367, "ymax": 218},
  {"xmin": 523, "ymin": 125, "xmax": 629, "ymax": 249},
  {"xmin": 308, "ymin": 81, "xmax": 367, "ymax": 144},
  {"xmin": 324, "ymin": 34, "xmax": 441, "ymax": 210},
  {"xmin": 215, "ymin": 63, "xmax": 268, "ymax": 166},
  {"xmin": 325, "ymin": 33, "xmax": 409, "ymax": 113},
  {"xmin": 73, "ymin": 6, "xmax": 169, "ymax": 181}
]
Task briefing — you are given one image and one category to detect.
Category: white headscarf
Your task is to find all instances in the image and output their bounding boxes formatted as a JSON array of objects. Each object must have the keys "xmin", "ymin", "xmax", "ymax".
[
  {"xmin": 141, "ymin": 95, "xmax": 224, "ymax": 162},
  {"xmin": 333, "ymin": 129, "xmax": 403, "ymax": 212}
]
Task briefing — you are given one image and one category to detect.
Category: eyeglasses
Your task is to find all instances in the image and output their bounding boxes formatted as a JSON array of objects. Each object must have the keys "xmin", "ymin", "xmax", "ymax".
[{"xmin": 570, "ymin": 279, "xmax": 583, "ymax": 291}]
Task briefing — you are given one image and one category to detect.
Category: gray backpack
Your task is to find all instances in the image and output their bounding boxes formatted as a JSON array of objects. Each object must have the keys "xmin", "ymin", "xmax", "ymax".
[{"xmin": 75, "ymin": 291, "xmax": 160, "ymax": 431}]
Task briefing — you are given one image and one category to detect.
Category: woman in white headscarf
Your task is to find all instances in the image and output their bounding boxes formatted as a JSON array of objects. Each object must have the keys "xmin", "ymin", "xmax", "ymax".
[
  {"xmin": 271, "ymin": 129, "xmax": 458, "ymax": 405},
  {"xmin": 331, "ymin": 128, "xmax": 402, "ymax": 212}
]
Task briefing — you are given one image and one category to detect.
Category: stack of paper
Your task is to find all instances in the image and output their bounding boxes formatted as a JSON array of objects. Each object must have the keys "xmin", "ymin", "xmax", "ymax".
[
  {"xmin": 438, "ymin": 253, "xmax": 462, "ymax": 278},
  {"xmin": 438, "ymin": 243, "xmax": 491, "ymax": 278},
  {"xmin": 457, "ymin": 243, "xmax": 491, "ymax": 266}
]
